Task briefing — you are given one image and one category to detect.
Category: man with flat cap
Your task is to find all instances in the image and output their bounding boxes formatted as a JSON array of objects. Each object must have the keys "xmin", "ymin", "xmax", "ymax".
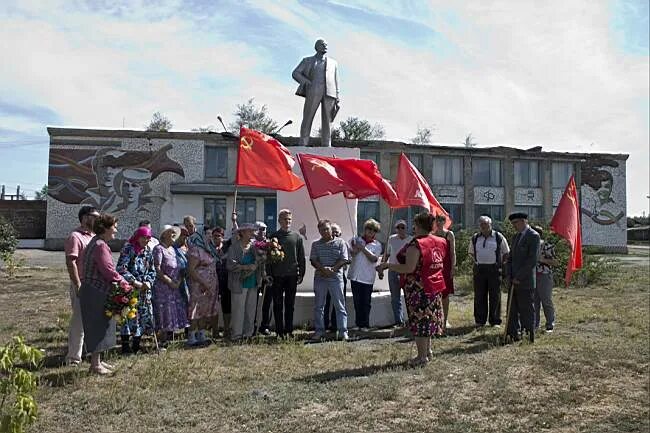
[{"xmin": 506, "ymin": 212, "xmax": 540, "ymax": 343}]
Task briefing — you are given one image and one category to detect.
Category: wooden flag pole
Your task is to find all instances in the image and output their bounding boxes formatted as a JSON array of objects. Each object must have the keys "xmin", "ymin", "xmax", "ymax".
[
  {"xmin": 344, "ymin": 196, "xmax": 355, "ymax": 236},
  {"xmin": 382, "ymin": 208, "xmax": 395, "ymax": 262},
  {"xmin": 503, "ymin": 281, "xmax": 515, "ymax": 342}
]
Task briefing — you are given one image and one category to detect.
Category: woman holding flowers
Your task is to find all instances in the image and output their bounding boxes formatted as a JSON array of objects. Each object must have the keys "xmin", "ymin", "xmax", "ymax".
[
  {"xmin": 116, "ymin": 226, "xmax": 157, "ymax": 354},
  {"xmin": 79, "ymin": 213, "xmax": 128, "ymax": 375},
  {"xmin": 226, "ymin": 223, "xmax": 266, "ymax": 341},
  {"xmin": 187, "ymin": 225, "xmax": 220, "ymax": 346},
  {"xmin": 152, "ymin": 226, "xmax": 189, "ymax": 346}
]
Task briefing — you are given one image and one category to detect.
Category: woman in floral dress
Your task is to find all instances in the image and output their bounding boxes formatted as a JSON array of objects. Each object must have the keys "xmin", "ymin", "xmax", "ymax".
[
  {"xmin": 116, "ymin": 226, "xmax": 157, "ymax": 354},
  {"xmin": 376, "ymin": 212, "xmax": 447, "ymax": 365},
  {"xmin": 187, "ymin": 227, "xmax": 220, "ymax": 346},
  {"xmin": 152, "ymin": 226, "xmax": 189, "ymax": 346}
]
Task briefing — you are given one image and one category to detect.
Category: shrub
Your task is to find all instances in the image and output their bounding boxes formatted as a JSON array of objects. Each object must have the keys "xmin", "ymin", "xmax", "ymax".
[
  {"xmin": 0, "ymin": 336, "xmax": 43, "ymax": 433},
  {"xmin": 0, "ymin": 216, "xmax": 18, "ymax": 256}
]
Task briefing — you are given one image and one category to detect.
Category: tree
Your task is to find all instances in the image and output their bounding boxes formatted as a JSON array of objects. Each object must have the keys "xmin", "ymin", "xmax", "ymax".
[
  {"xmin": 338, "ymin": 117, "xmax": 385, "ymax": 141},
  {"xmin": 229, "ymin": 98, "xmax": 279, "ymax": 134},
  {"xmin": 462, "ymin": 133, "xmax": 477, "ymax": 147},
  {"xmin": 411, "ymin": 126, "xmax": 434, "ymax": 145},
  {"xmin": 145, "ymin": 112, "xmax": 173, "ymax": 132},
  {"xmin": 34, "ymin": 185, "xmax": 48, "ymax": 201}
]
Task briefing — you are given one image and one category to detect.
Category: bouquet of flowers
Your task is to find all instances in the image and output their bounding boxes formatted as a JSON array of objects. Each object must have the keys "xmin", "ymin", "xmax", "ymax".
[
  {"xmin": 254, "ymin": 237, "xmax": 285, "ymax": 264},
  {"xmin": 104, "ymin": 280, "xmax": 138, "ymax": 324}
]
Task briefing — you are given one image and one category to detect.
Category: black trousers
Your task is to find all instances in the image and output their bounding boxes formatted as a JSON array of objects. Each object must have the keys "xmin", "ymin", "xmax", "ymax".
[
  {"xmin": 506, "ymin": 283, "xmax": 535, "ymax": 342},
  {"xmin": 259, "ymin": 283, "xmax": 273, "ymax": 330},
  {"xmin": 473, "ymin": 264, "xmax": 502, "ymax": 326},
  {"xmin": 271, "ymin": 275, "xmax": 298, "ymax": 336},
  {"xmin": 351, "ymin": 280, "xmax": 373, "ymax": 328},
  {"xmin": 219, "ymin": 274, "xmax": 231, "ymax": 315}
]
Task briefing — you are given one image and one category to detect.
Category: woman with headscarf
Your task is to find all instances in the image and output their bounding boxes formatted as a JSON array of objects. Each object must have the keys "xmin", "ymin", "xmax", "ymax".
[
  {"xmin": 226, "ymin": 223, "xmax": 265, "ymax": 341},
  {"xmin": 152, "ymin": 226, "xmax": 190, "ymax": 347},
  {"xmin": 187, "ymin": 224, "xmax": 220, "ymax": 346},
  {"xmin": 376, "ymin": 212, "xmax": 447, "ymax": 366},
  {"xmin": 79, "ymin": 213, "xmax": 128, "ymax": 374},
  {"xmin": 116, "ymin": 225, "xmax": 157, "ymax": 354}
]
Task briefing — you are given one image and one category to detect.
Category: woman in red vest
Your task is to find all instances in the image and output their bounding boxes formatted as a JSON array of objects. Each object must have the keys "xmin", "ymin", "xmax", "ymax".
[{"xmin": 376, "ymin": 211, "xmax": 447, "ymax": 366}]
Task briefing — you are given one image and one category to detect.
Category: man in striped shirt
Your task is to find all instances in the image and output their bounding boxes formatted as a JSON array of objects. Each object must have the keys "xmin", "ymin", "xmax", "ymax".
[{"xmin": 309, "ymin": 219, "xmax": 349, "ymax": 341}]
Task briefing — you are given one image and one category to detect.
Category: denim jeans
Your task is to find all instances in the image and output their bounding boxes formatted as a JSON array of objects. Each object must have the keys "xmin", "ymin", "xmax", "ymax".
[
  {"xmin": 313, "ymin": 278, "xmax": 347, "ymax": 336},
  {"xmin": 534, "ymin": 272, "xmax": 555, "ymax": 329},
  {"xmin": 387, "ymin": 270, "xmax": 404, "ymax": 325}
]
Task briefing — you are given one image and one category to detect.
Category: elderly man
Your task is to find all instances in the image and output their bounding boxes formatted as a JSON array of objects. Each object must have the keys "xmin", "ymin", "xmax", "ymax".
[
  {"xmin": 506, "ymin": 212, "xmax": 541, "ymax": 343},
  {"xmin": 468, "ymin": 215, "xmax": 510, "ymax": 328},
  {"xmin": 381, "ymin": 219, "xmax": 412, "ymax": 327},
  {"xmin": 292, "ymin": 39, "xmax": 340, "ymax": 147}
]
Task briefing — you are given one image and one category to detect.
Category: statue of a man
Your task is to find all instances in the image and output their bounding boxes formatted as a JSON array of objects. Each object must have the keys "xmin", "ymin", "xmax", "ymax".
[{"xmin": 292, "ymin": 39, "xmax": 339, "ymax": 147}]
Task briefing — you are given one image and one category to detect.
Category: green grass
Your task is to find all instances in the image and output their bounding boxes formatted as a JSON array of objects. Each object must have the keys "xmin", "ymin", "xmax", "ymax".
[{"xmin": 0, "ymin": 261, "xmax": 648, "ymax": 433}]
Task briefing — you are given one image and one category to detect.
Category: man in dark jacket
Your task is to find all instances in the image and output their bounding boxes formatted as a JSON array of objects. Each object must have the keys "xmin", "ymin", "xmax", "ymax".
[
  {"xmin": 506, "ymin": 212, "xmax": 541, "ymax": 343},
  {"xmin": 266, "ymin": 209, "xmax": 306, "ymax": 338}
]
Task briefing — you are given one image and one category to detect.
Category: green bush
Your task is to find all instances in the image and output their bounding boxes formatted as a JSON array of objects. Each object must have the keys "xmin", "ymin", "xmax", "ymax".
[
  {"xmin": 0, "ymin": 216, "xmax": 18, "ymax": 256},
  {"xmin": 0, "ymin": 336, "xmax": 43, "ymax": 433}
]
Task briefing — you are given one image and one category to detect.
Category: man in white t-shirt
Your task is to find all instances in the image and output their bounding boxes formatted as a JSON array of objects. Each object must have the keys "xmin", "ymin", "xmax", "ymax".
[
  {"xmin": 348, "ymin": 219, "xmax": 383, "ymax": 331},
  {"xmin": 380, "ymin": 219, "xmax": 412, "ymax": 327}
]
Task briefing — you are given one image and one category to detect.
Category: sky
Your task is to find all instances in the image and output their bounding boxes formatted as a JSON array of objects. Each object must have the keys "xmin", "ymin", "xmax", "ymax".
[{"xmin": 0, "ymin": 0, "xmax": 648, "ymax": 215}]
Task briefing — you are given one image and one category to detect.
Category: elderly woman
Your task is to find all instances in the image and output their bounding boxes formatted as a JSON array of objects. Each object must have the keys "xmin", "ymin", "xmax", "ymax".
[
  {"xmin": 226, "ymin": 223, "xmax": 265, "ymax": 341},
  {"xmin": 348, "ymin": 218, "xmax": 383, "ymax": 331},
  {"xmin": 79, "ymin": 213, "xmax": 127, "ymax": 375},
  {"xmin": 433, "ymin": 214, "xmax": 456, "ymax": 331},
  {"xmin": 116, "ymin": 226, "xmax": 157, "ymax": 355},
  {"xmin": 187, "ymin": 224, "xmax": 220, "ymax": 346},
  {"xmin": 531, "ymin": 226, "xmax": 558, "ymax": 333},
  {"xmin": 152, "ymin": 226, "xmax": 189, "ymax": 346},
  {"xmin": 377, "ymin": 212, "xmax": 447, "ymax": 366}
]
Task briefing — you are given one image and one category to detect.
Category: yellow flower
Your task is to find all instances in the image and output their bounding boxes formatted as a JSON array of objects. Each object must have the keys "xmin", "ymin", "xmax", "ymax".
[
  {"xmin": 105, "ymin": 310, "xmax": 113, "ymax": 318},
  {"xmin": 127, "ymin": 310, "xmax": 137, "ymax": 320},
  {"xmin": 129, "ymin": 297, "xmax": 138, "ymax": 306}
]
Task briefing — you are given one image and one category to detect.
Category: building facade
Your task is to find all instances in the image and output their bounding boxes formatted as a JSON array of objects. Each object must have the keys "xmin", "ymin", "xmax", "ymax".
[{"xmin": 45, "ymin": 127, "xmax": 628, "ymax": 252}]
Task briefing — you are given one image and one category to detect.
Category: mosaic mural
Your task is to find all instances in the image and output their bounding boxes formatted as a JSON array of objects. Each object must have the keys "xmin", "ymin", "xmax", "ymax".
[{"xmin": 48, "ymin": 146, "xmax": 185, "ymax": 215}]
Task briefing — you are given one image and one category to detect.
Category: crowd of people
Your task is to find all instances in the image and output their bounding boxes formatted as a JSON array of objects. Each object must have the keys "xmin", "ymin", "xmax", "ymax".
[{"xmin": 64, "ymin": 205, "xmax": 555, "ymax": 374}]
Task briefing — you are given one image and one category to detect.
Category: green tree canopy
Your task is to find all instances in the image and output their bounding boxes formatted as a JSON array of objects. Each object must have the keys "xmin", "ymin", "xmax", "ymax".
[
  {"xmin": 145, "ymin": 112, "xmax": 173, "ymax": 132},
  {"xmin": 229, "ymin": 98, "xmax": 279, "ymax": 134}
]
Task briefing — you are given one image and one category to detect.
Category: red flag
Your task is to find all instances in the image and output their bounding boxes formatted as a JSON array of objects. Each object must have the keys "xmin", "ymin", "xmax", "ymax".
[
  {"xmin": 550, "ymin": 175, "xmax": 583, "ymax": 286},
  {"xmin": 297, "ymin": 153, "xmax": 398, "ymax": 204},
  {"xmin": 235, "ymin": 127, "xmax": 304, "ymax": 191},
  {"xmin": 394, "ymin": 153, "xmax": 451, "ymax": 229}
]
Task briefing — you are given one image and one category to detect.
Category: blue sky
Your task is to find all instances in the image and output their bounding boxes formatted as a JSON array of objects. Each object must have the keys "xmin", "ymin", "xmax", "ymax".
[{"xmin": 0, "ymin": 0, "xmax": 648, "ymax": 214}]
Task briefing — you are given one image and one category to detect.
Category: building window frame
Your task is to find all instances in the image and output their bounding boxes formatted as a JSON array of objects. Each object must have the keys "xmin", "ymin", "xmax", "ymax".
[
  {"xmin": 514, "ymin": 160, "xmax": 540, "ymax": 187},
  {"xmin": 432, "ymin": 157, "xmax": 464, "ymax": 186},
  {"xmin": 204, "ymin": 197, "xmax": 227, "ymax": 231},
  {"xmin": 204, "ymin": 146, "xmax": 228, "ymax": 179},
  {"xmin": 472, "ymin": 158, "xmax": 502, "ymax": 187}
]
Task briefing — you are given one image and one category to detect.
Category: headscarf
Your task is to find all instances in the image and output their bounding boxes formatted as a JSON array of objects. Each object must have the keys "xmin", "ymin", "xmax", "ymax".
[{"xmin": 128, "ymin": 226, "xmax": 152, "ymax": 255}]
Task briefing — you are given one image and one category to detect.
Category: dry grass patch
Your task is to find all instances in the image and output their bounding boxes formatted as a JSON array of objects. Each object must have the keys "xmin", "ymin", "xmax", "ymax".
[{"xmin": 0, "ymin": 258, "xmax": 648, "ymax": 433}]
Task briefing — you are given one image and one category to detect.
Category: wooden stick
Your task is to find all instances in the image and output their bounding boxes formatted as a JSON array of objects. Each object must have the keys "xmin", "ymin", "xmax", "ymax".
[
  {"xmin": 503, "ymin": 280, "xmax": 515, "ymax": 341},
  {"xmin": 344, "ymin": 196, "xmax": 355, "ymax": 236}
]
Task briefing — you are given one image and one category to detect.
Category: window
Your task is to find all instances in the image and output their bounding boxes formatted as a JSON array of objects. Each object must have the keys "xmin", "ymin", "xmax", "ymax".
[
  {"xmin": 474, "ymin": 205, "xmax": 504, "ymax": 224},
  {"xmin": 432, "ymin": 157, "xmax": 463, "ymax": 185},
  {"xmin": 236, "ymin": 198, "xmax": 257, "ymax": 224},
  {"xmin": 204, "ymin": 198, "xmax": 227, "ymax": 230},
  {"xmin": 513, "ymin": 206, "xmax": 543, "ymax": 221},
  {"xmin": 443, "ymin": 204, "xmax": 464, "ymax": 229},
  {"xmin": 472, "ymin": 159, "xmax": 502, "ymax": 186},
  {"xmin": 552, "ymin": 162, "xmax": 574, "ymax": 188},
  {"xmin": 264, "ymin": 198, "xmax": 277, "ymax": 233},
  {"xmin": 514, "ymin": 160, "xmax": 540, "ymax": 187},
  {"xmin": 357, "ymin": 201, "xmax": 380, "ymax": 235},
  {"xmin": 408, "ymin": 153, "xmax": 424, "ymax": 174},
  {"xmin": 205, "ymin": 147, "xmax": 228, "ymax": 178},
  {"xmin": 360, "ymin": 151, "xmax": 380, "ymax": 166},
  {"xmin": 393, "ymin": 205, "xmax": 427, "ymax": 233}
]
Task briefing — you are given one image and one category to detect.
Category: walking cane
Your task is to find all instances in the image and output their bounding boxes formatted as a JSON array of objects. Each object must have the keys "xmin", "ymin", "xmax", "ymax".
[
  {"xmin": 503, "ymin": 279, "xmax": 515, "ymax": 343},
  {"xmin": 254, "ymin": 278, "xmax": 270, "ymax": 335}
]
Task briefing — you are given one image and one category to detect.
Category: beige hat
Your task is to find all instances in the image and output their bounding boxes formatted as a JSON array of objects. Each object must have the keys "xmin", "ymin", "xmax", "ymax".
[{"xmin": 394, "ymin": 219, "xmax": 407, "ymax": 228}]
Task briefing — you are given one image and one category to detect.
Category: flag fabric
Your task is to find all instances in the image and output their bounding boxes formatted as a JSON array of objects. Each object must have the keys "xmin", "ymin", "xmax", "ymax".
[
  {"xmin": 235, "ymin": 127, "xmax": 304, "ymax": 192},
  {"xmin": 394, "ymin": 153, "xmax": 451, "ymax": 229},
  {"xmin": 550, "ymin": 174, "xmax": 583, "ymax": 286},
  {"xmin": 296, "ymin": 153, "xmax": 398, "ymax": 204}
]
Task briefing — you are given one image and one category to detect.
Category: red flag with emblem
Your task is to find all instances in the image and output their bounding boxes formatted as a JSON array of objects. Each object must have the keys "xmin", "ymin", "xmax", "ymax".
[
  {"xmin": 296, "ymin": 153, "xmax": 398, "ymax": 204},
  {"xmin": 235, "ymin": 127, "xmax": 304, "ymax": 191},
  {"xmin": 550, "ymin": 174, "xmax": 583, "ymax": 286},
  {"xmin": 393, "ymin": 153, "xmax": 451, "ymax": 229}
]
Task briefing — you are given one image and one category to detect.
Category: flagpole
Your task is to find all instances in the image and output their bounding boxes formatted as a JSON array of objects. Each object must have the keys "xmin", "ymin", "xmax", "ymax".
[
  {"xmin": 297, "ymin": 153, "xmax": 321, "ymax": 221},
  {"xmin": 344, "ymin": 196, "xmax": 355, "ymax": 236},
  {"xmin": 382, "ymin": 208, "xmax": 395, "ymax": 262}
]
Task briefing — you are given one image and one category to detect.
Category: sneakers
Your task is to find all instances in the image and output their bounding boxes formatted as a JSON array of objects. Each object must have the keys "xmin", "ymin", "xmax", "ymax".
[
  {"xmin": 259, "ymin": 328, "xmax": 271, "ymax": 336},
  {"xmin": 545, "ymin": 326, "xmax": 554, "ymax": 333},
  {"xmin": 337, "ymin": 332, "xmax": 349, "ymax": 341},
  {"xmin": 186, "ymin": 330, "xmax": 198, "ymax": 346}
]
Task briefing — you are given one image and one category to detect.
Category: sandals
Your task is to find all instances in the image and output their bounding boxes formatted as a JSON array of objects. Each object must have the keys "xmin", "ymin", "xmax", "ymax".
[{"xmin": 88, "ymin": 365, "xmax": 112, "ymax": 375}]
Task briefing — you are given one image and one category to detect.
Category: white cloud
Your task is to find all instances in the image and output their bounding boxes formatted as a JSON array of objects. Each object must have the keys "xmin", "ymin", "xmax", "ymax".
[{"xmin": 0, "ymin": 0, "xmax": 647, "ymax": 213}]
